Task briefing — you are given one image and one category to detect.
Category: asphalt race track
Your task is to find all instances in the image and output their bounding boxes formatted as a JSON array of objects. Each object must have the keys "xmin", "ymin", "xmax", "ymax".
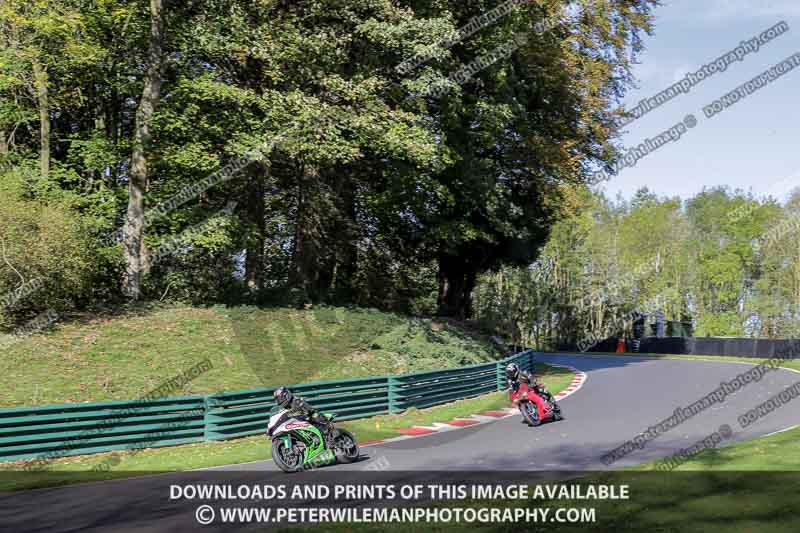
[{"xmin": 3, "ymin": 354, "xmax": 799, "ymax": 532}]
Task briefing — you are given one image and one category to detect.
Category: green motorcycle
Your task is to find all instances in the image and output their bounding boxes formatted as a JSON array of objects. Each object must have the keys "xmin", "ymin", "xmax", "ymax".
[{"xmin": 267, "ymin": 409, "xmax": 360, "ymax": 473}]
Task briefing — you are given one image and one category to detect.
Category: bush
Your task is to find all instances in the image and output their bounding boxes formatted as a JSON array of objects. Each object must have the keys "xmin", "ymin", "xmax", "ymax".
[{"xmin": 0, "ymin": 174, "xmax": 93, "ymax": 328}]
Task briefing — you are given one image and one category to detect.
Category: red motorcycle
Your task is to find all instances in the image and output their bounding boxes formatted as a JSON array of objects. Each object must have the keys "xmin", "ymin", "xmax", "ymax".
[{"xmin": 510, "ymin": 382, "xmax": 563, "ymax": 426}]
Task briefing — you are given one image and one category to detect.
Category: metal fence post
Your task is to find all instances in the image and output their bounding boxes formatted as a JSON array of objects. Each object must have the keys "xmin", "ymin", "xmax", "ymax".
[
  {"xmin": 203, "ymin": 395, "xmax": 211, "ymax": 442},
  {"xmin": 388, "ymin": 375, "xmax": 400, "ymax": 414},
  {"xmin": 496, "ymin": 361, "xmax": 504, "ymax": 391}
]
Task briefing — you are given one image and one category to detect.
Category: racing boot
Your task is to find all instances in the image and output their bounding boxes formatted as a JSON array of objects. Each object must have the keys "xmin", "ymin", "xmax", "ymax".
[{"xmin": 322, "ymin": 422, "xmax": 337, "ymax": 447}]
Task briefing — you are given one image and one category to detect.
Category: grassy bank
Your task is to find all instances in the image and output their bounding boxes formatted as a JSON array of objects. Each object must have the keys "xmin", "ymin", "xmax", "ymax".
[{"xmin": 0, "ymin": 304, "xmax": 503, "ymax": 407}]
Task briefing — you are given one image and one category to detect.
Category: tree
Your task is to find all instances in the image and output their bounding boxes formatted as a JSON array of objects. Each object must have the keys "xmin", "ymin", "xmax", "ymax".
[
  {"xmin": 122, "ymin": 0, "xmax": 166, "ymax": 299},
  {"xmin": 0, "ymin": 0, "xmax": 95, "ymax": 179},
  {"xmin": 0, "ymin": 0, "xmax": 674, "ymax": 330},
  {"xmin": 391, "ymin": 0, "xmax": 660, "ymax": 318}
]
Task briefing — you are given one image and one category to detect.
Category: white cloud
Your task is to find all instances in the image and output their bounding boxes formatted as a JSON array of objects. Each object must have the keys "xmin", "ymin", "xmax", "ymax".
[{"xmin": 672, "ymin": 65, "xmax": 691, "ymax": 83}]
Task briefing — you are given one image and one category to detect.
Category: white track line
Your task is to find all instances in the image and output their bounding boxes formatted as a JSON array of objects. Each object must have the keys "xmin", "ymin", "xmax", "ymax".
[{"xmin": 763, "ymin": 424, "xmax": 799, "ymax": 438}]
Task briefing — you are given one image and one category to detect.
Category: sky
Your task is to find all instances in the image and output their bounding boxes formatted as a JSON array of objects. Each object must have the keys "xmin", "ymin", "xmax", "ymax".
[{"xmin": 599, "ymin": 0, "xmax": 800, "ymax": 203}]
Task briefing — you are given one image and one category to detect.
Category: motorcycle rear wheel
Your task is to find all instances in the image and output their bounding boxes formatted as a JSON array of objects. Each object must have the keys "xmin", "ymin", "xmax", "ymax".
[
  {"xmin": 519, "ymin": 401, "xmax": 541, "ymax": 427},
  {"xmin": 333, "ymin": 429, "xmax": 360, "ymax": 464}
]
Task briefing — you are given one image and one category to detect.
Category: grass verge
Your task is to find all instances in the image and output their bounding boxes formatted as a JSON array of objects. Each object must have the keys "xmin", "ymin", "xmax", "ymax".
[
  {"xmin": 0, "ymin": 304, "xmax": 503, "ymax": 407},
  {"xmin": 279, "ymin": 470, "xmax": 800, "ymax": 533},
  {"xmin": 633, "ymin": 425, "xmax": 800, "ymax": 472}
]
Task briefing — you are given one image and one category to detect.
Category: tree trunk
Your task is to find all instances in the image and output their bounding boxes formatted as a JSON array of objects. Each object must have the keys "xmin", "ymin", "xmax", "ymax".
[
  {"xmin": 122, "ymin": 0, "xmax": 165, "ymax": 300},
  {"xmin": 330, "ymin": 169, "xmax": 358, "ymax": 303},
  {"xmin": 313, "ymin": 167, "xmax": 339, "ymax": 301},
  {"xmin": 290, "ymin": 164, "xmax": 323, "ymax": 303},
  {"xmin": 31, "ymin": 58, "xmax": 49, "ymax": 179},
  {"xmin": 90, "ymin": 91, "xmax": 107, "ymax": 188},
  {"xmin": 437, "ymin": 254, "xmax": 478, "ymax": 319},
  {"xmin": 244, "ymin": 162, "xmax": 268, "ymax": 293},
  {"xmin": 109, "ymin": 86, "xmax": 120, "ymax": 187}
]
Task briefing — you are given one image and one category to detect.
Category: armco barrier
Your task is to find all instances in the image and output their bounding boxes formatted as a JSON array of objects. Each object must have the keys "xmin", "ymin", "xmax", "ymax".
[
  {"xmin": 204, "ymin": 376, "xmax": 392, "ymax": 441},
  {"xmin": 592, "ymin": 336, "xmax": 800, "ymax": 358},
  {"xmin": 0, "ymin": 350, "xmax": 537, "ymax": 463},
  {"xmin": 0, "ymin": 396, "xmax": 206, "ymax": 463}
]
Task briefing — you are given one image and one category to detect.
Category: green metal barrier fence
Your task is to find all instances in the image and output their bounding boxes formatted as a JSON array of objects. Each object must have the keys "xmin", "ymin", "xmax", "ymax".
[{"xmin": 0, "ymin": 350, "xmax": 536, "ymax": 463}]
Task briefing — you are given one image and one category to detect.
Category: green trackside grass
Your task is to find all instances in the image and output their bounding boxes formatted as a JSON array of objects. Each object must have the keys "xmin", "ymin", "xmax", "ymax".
[
  {"xmin": 633, "ymin": 424, "xmax": 800, "ymax": 472},
  {"xmin": 278, "ymin": 427, "xmax": 800, "ymax": 533},
  {"xmin": 0, "ymin": 304, "xmax": 503, "ymax": 407},
  {"xmin": 0, "ymin": 364, "xmax": 573, "ymax": 491},
  {"xmin": 278, "ymin": 469, "xmax": 800, "ymax": 533}
]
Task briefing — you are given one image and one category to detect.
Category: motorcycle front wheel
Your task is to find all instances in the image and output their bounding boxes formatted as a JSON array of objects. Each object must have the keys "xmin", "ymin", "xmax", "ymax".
[
  {"xmin": 519, "ymin": 401, "xmax": 541, "ymax": 427},
  {"xmin": 272, "ymin": 438, "xmax": 304, "ymax": 473},
  {"xmin": 332, "ymin": 429, "xmax": 360, "ymax": 464}
]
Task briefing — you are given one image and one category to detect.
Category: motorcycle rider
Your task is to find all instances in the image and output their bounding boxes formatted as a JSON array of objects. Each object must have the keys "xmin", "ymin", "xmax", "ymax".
[
  {"xmin": 505, "ymin": 362, "xmax": 556, "ymax": 405},
  {"xmin": 273, "ymin": 386, "xmax": 335, "ymax": 444}
]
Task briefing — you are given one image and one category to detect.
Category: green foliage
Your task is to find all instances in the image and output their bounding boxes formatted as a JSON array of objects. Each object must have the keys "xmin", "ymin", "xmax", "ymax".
[
  {"xmin": 348, "ymin": 316, "xmax": 503, "ymax": 375},
  {"xmin": 0, "ymin": 174, "xmax": 93, "ymax": 327},
  {"xmin": 475, "ymin": 186, "xmax": 800, "ymax": 347},
  {"xmin": 1, "ymin": 0, "xmax": 660, "ymax": 324}
]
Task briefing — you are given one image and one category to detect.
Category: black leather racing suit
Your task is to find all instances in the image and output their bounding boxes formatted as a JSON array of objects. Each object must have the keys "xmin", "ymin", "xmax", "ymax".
[
  {"xmin": 284, "ymin": 396, "xmax": 334, "ymax": 441},
  {"xmin": 508, "ymin": 370, "xmax": 554, "ymax": 403}
]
